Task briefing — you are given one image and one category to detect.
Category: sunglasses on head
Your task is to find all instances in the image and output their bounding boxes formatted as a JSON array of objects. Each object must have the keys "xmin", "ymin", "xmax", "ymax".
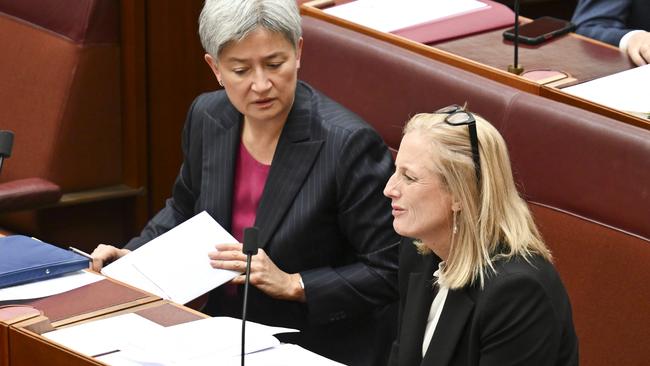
[{"xmin": 434, "ymin": 105, "xmax": 482, "ymax": 184}]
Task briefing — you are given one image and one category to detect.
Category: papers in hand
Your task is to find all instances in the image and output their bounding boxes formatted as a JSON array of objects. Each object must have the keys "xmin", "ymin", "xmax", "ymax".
[
  {"xmin": 324, "ymin": 0, "xmax": 487, "ymax": 33},
  {"xmin": 563, "ymin": 64, "xmax": 650, "ymax": 118},
  {"xmin": 101, "ymin": 211, "xmax": 240, "ymax": 304}
]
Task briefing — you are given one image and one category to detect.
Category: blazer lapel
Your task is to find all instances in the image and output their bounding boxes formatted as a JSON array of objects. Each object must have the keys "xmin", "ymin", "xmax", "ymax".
[
  {"xmin": 421, "ymin": 287, "xmax": 474, "ymax": 366},
  {"xmin": 255, "ymin": 85, "xmax": 323, "ymax": 249},
  {"xmin": 201, "ymin": 101, "xmax": 241, "ymax": 232},
  {"xmin": 399, "ymin": 255, "xmax": 438, "ymax": 366}
]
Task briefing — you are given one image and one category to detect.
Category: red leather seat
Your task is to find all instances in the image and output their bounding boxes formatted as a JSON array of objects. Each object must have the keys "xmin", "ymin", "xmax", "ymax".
[{"xmin": 0, "ymin": 0, "xmax": 122, "ymax": 234}]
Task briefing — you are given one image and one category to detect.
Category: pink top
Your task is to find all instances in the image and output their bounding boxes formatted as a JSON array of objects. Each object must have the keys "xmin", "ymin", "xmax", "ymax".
[{"xmin": 231, "ymin": 142, "xmax": 271, "ymax": 242}]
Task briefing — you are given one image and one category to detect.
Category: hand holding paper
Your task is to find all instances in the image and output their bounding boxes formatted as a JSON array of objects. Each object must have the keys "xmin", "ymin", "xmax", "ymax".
[
  {"xmin": 101, "ymin": 211, "xmax": 241, "ymax": 304},
  {"xmin": 210, "ymin": 243, "xmax": 305, "ymax": 302}
]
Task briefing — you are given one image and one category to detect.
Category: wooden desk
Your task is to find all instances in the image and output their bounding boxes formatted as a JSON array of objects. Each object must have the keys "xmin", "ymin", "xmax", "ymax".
[
  {"xmin": 0, "ymin": 306, "xmax": 41, "ymax": 366},
  {"xmin": 1, "ymin": 276, "xmax": 159, "ymax": 366},
  {"xmin": 300, "ymin": 3, "xmax": 649, "ymax": 130},
  {"xmin": 8, "ymin": 301, "xmax": 206, "ymax": 366}
]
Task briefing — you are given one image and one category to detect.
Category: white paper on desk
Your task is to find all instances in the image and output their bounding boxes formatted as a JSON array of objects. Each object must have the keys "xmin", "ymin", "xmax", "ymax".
[
  {"xmin": 324, "ymin": 0, "xmax": 487, "ymax": 33},
  {"xmin": 0, "ymin": 270, "xmax": 104, "ymax": 302},
  {"xmin": 94, "ymin": 352, "xmax": 143, "ymax": 366},
  {"xmin": 217, "ymin": 344, "xmax": 346, "ymax": 366},
  {"xmin": 563, "ymin": 64, "xmax": 650, "ymax": 116},
  {"xmin": 43, "ymin": 313, "xmax": 164, "ymax": 358},
  {"xmin": 102, "ymin": 211, "xmax": 240, "ymax": 304},
  {"xmin": 119, "ymin": 316, "xmax": 298, "ymax": 365}
]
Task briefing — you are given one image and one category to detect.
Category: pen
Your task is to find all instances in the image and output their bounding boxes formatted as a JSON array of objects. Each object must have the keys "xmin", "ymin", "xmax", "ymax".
[{"xmin": 69, "ymin": 246, "xmax": 94, "ymax": 260}]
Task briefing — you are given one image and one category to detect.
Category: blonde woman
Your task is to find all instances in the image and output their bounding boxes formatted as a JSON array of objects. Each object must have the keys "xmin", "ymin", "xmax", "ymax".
[{"xmin": 385, "ymin": 106, "xmax": 578, "ymax": 366}]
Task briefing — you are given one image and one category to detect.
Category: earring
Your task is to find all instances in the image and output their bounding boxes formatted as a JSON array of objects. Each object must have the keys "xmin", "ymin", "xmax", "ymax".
[
  {"xmin": 452, "ymin": 210, "xmax": 458, "ymax": 235},
  {"xmin": 218, "ymin": 79, "xmax": 224, "ymax": 87}
]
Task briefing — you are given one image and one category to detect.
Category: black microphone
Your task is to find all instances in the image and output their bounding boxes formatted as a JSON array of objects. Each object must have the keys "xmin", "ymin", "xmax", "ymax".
[
  {"xmin": 507, "ymin": 0, "xmax": 524, "ymax": 75},
  {"xmin": 241, "ymin": 226, "xmax": 259, "ymax": 366},
  {"xmin": 0, "ymin": 130, "xmax": 14, "ymax": 175}
]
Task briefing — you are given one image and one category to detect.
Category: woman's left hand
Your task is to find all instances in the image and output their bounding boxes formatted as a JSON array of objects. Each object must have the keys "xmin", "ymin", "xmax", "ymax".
[{"xmin": 209, "ymin": 243, "xmax": 306, "ymax": 302}]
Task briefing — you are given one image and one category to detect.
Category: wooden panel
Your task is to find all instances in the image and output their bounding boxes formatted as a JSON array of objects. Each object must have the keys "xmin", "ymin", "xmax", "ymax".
[
  {"xmin": 1, "ymin": 306, "xmax": 41, "ymax": 366},
  {"xmin": 435, "ymin": 27, "xmax": 634, "ymax": 87},
  {"xmin": 146, "ymin": 0, "xmax": 217, "ymax": 214},
  {"xmin": 0, "ymin": 323, "xmax": 7, "ymax": 366},
  {"xmin": 10, "ymin": 328, "xmax": 104, "ymax": 366},
  {"xmin": 120, "ymin": 0, "xmax": 149, "ymax": 231},
  {"xmin": 7, "ymin": 301, "xmax": 208, "ymax": 366},
  {"xmin": 530, "ymin": 203, "xmax": 650, "ymax": 366}
]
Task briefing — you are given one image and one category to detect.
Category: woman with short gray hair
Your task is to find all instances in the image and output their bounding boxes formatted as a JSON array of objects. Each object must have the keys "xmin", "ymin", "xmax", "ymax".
[{"xmin": 91, "ymin": 1, "xmax": 399, "ymax": 365}]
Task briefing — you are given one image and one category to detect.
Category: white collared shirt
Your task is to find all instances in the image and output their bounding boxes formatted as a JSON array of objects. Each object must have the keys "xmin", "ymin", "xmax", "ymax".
[
  {"xmin": 422, "ymin": 262, "xmax": 449, "ymax": 357},
  {"xmin": 619, "ymin": 30, "xmax": 645, "ymax": 52}
]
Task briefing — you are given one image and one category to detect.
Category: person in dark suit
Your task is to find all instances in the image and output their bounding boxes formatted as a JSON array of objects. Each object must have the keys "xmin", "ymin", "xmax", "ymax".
[
  {"xmin": 384, "ymin": 106, "xmax": 579, "ymax": 366},
  {"xmin": 572, "ymin": 0, "xmax": 650, "ymax": 66},
  {"xmin": 90, "ymin": 0, "xmax": 399, "ymax": 365}
]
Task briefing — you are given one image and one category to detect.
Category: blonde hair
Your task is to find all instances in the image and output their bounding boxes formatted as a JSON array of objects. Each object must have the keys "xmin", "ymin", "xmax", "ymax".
[{"xmin": 404, "ymin": 111, "xmax": 551, "ymax": 289}]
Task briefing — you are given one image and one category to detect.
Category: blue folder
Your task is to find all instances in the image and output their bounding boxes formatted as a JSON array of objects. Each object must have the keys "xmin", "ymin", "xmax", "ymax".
[{"xmin": 0, "ymin": 235, "xmax": 90, "ymax": 289}]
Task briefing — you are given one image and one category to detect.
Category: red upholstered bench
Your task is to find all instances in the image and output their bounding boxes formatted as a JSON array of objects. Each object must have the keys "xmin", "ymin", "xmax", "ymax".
[{"xmin": 0, "ymin": 0, "xmax": 127, "ymax": 240}]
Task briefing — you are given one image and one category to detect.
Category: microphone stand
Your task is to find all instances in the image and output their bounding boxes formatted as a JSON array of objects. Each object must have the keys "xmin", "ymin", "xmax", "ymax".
[
  {"xmin": 508, "ymin": 0, "xmax": 524, "ymax": 75},
  {"xmin": 241, "ymin": 227, "xmax": 259, "ymax": 366}
]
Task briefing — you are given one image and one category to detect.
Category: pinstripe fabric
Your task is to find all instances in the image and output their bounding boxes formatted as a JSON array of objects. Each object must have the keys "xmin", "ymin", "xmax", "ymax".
[{"xmin": 125, "ymin": 81, "xmax": 399, "ymax": 366}]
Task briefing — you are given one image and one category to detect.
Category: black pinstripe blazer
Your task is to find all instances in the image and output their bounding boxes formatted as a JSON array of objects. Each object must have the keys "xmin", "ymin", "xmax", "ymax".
[{"xmin": 125, "ymin": 81, "xmax": 400, "ymax": 365}]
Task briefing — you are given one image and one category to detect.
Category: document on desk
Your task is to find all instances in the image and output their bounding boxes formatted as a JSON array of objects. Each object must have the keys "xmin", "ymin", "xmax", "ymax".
[
  {"xmin": 218, "ymin": 344, "xmax": 346, "ymax": 366},
  {"xmin": 0, "ymin": 270, "xmax": 104, "ymax": 302},
  {"xmin": 43, "ymin": 313, "xmax": 164, "ymax": 358},
  {"xmin": 563, "ymin": 64, "xmax": 650, "ymax": 118},
  {"xmin": 101, "ymin": 211, "xmax": 240, "ymax": 304},
  {"xmin": 116, "ymin": 316, "xmax": 298, "ymax": 365},
  {"xmin": 324, "ymin": 0, "xmax": 487, "ymax": 33}
]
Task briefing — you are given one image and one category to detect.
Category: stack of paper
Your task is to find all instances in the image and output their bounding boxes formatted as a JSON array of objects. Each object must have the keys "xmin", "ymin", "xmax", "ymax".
[
  {"xmin": 563, "ymin": 64, "xmax": 650, "ymax": 118},
  {"xmin": 44, "ymin": 314, "xmax": 307, "ymax": 365}
]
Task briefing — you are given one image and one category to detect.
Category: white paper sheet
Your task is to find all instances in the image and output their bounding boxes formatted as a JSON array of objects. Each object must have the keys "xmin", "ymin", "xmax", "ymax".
[
  {"xmin": 324, "ymin": 0, "xmax": 487, "ymax": 33},
  {"xmin": 94, "ymin": 352, "xmax": 144, "ymax": 366},
  {"xmin": 217, "ymin": 344, "xmax": 346, "ymax": 366},
  {"xmin": 113, "ymin": 317, "xmax": 298, "ymax": 365},
  {"xmin": 101, "ymin": 211, "xmax": 240, "ymax": 304},
  {"xmin": 0, "ymin": 270, "xmax": 104, "ymax": 301},
  {"xmin": 43, "ymin": 313, "xmax": 164, "ymax": 358},
  {"xmin": 563, "ymin": 64, "xmax": 650, "ymax": 117}
]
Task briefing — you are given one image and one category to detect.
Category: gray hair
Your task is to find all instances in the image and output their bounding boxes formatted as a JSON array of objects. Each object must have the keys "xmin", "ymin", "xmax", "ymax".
[{"xmin": 198, "ymin": 0, "xmax": 302, "ymax": 59}]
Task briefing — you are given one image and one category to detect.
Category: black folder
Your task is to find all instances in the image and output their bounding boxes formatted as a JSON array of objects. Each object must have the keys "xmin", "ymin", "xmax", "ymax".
[{"xmin": 0, "ymin": 235, "xmax": 90, "ymax": 288}]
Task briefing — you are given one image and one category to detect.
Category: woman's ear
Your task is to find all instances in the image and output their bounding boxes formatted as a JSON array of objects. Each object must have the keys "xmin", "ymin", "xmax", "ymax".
[
  {"xmin": 451, "ymin": 201, "xmax": 461, "ymax": 212},
  {"xmin": 204, "ymin": 54, "xmax": 222, "ymax": 85},
  {"xmin": 295, "ymin": 37, "xmax": 303, "ymax": 69}
]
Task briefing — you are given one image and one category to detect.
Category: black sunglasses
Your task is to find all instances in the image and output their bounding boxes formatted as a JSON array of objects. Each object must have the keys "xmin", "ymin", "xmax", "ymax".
[{"xmin": 434, "ymin": 105, "xmax": 482, "ymax": 184}]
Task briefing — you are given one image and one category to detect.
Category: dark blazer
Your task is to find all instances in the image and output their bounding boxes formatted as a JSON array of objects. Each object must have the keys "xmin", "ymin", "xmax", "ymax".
[
  {"xmin": 389, "ymin": 239, "xmax": 579, "ymax": 366},
  {"xmin": 572, "ymin": 0, "xmax": 650, "ymax": 46},
  {"xmin": 125, "ymin": 81, "xmax": 399, "ymax": 366}
]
